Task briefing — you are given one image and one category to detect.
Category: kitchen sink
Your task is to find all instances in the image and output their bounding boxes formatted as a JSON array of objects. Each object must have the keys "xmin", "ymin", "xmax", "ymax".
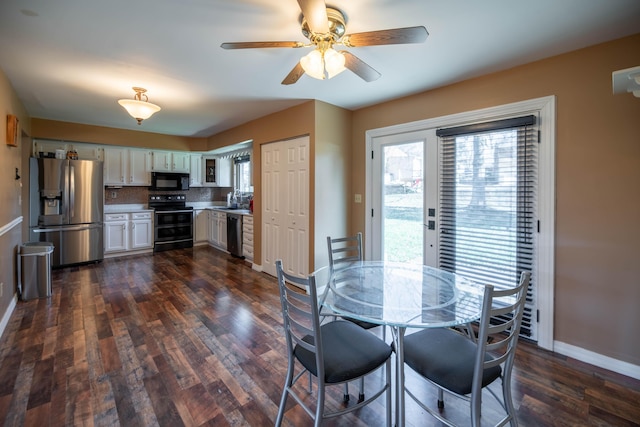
[{"xmin": 214, "ymin": 207, "xmax": 252, "ymax": 214}]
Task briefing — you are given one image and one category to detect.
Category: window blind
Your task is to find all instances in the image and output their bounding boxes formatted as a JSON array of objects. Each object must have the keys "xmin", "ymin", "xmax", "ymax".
[{"xmin": 437, "ymin": 115, "xmax": 537, "ymax": 339}]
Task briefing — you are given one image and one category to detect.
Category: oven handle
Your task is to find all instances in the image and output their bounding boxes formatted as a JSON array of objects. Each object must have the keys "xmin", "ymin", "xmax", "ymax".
[{"xmin": 155, "ymin": 210, "xmax": 192, "ymax": 214}]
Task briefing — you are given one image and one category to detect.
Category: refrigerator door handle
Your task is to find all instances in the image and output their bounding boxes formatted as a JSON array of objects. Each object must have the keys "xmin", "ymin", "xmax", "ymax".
[
  {"xmin": 69, "ymin": 164, "xmax": 75, "ymax": 219},
  {"xmin": 32, "ymin": 224, "xmax": 102, "ymax": 233}
]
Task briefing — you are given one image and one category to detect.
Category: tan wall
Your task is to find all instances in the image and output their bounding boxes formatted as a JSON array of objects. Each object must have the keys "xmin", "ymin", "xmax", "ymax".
[
  {"xmin": 0, "ymin": 68, "xmax": 31, "ymax": 317},
  {"xmin": 313, "ymin": 102, "xmax": 352, "ymax": 269},
  {"xmin": 351, "ymin": 34, "xmax": 640, "ymax": 366},
  {"xmin": 31, "ymin": 118, "xmax": 207, "ymax": 151}
]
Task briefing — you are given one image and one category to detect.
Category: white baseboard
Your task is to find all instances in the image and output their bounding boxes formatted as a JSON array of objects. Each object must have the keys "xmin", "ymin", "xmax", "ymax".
[
  {"xmin": 554, "ymin": 340, "xmax": 640, "ymax": 380},
  {"xmin": 0, "ymin": 295, "xmax": 17, "ymax": 340}
]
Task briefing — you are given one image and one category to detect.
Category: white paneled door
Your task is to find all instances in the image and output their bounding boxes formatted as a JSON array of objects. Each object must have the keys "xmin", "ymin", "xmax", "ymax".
[{"xmin": 261, "ymin": 136, "xmax": 309, "ymax": 278}]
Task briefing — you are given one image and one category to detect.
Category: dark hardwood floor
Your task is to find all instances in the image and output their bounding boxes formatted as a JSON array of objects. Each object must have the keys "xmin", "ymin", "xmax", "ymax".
[{"xmin": 0, "ymin": 246, "xmax": 638, "ymax": 426}]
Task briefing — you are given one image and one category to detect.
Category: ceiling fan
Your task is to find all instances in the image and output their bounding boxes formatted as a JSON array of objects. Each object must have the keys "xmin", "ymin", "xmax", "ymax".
[{"xmin": 221, "ymin": 0, "xmax": 428, "ymax": 85}]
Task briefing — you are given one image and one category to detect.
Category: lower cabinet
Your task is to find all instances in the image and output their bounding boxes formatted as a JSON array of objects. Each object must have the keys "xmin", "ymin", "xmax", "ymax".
[
  {"xmin": 194, "ymin": 209, "xmax": 209, "ymax": 244},
  {"xmin": 208, "ymin": 210, "xmax": 227, "ymax": 250},
  {"xmin": 242, "ymin": 215, "xmax": 254, "ymax": 261},
  {"xmin": 105, "ymin": 211, "xmax": 153, "ymax": 255}
]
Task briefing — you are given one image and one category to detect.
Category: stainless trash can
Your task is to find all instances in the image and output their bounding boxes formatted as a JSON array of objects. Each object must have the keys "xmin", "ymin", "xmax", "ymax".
[{"xmin": 18, "ymin": 242, "xmax": 54, "ymax": 301}]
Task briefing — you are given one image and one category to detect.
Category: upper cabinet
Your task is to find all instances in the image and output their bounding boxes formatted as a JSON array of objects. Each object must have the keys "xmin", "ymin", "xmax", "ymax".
[
  {"xmin": 33, "ymin": 139, "xmax": 103, "ymax": 161},
  {"xmin": 190, "ymin": 154, "xmax": 203, "ymax": 187},
  {"xmin": 217, "ymin": 157, "xmax": 232, "ymax": 187},
  {"xmin": 151, "ymin": 151, "xmax": 190, "ymax": 173},
  {"xmin": 202, "ymin": 157, "xmax": 232, "ymax": 187},
  {"xmin": 104, "ymin": 147, "xmax": 151, "ymax": 186}
]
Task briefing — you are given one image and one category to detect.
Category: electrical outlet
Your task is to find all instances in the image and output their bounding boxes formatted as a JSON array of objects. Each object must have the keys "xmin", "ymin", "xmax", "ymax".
[
  {"xmin": 111, "ymin": 191, "xmax": 117, "ymax": 199},
  {"xmin": 354, "ymin": 194, "xmax": 362, "ymax": 203},
  {"xmin": 0, "ymin": 282, "xmax": 3, "ymax": 298}
]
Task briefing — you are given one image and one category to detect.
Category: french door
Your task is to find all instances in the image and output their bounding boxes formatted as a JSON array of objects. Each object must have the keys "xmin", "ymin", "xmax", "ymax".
[
  {"xmin": 367, "ymin": 97, "xmax": 557, "ymax": 346},
  {"xmin": 369, "ymin": 130, "xmax": 431, "ymax": 264}
]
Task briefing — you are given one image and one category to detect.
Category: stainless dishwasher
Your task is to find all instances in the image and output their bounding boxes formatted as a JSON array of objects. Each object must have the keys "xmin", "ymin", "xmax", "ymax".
[{"xmin": 226, "ymin": 213, "xmax": 243, "ymax": 257}]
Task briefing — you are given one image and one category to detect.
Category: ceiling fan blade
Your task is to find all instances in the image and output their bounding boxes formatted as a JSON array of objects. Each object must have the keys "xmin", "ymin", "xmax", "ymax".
[
  {"xmin": 343, "ymin": 26, "xmax": 428, "ymax": 47},
  {"xmin": 282, "ymin": 62, "xmax": 305, "ymax": 85},
  {"xmin": 342, "ymin": 51, "xmax": 381, "ymax": 82},
  {"xmin": 297, "ymin": 0, "xmax": 329, "ymax": 34},
  {"xmin": 221, "ymin": 41, "xmax": 304, "ymax": 49}
]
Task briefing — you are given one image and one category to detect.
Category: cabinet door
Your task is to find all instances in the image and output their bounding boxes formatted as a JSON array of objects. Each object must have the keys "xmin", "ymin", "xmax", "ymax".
[
  {"xmin": 172, "ymin": 152, "xmax": 190, "ymax": 173},
  {"xmin": 217, "ymin": 157, "xmax": 232, "ymax": 187},
  {"xmin": 129, "ymin": 150, "xmax": 151, "ymax": 185},
  {"xmin": 209, "ymin": 211, "xmax": 218, "ymax": 244},
  {"xmin": 104, "ymin": 147, "xmax": 127, "ymax": 185},
  {"xmin": 130, "ymin": 218, "xmax": 153, "ymax": 249},
  {"xmin": 190, "ymin": 154, "xmax": 203, "ymax": 187},
  {"xmin": 194, "ymin": 209, "xmax": 209, "ymax": 242},
  {"xmin": 218, "ymin": 213, "xmax": 227, "ymax": 250},
  {"xmin": 105, "ymin": 219, "xmax": 128, "ymax": 252},
  {"xmin": 33, "ymin": 140, "xmax": 67, "ymax": 157},
  {"xmin": 152, "ymin": 151, "xmax": 171, "ymax": 171},
  {"xmin": 69, "ymin": 143, "xmax": 103, "ymax": 161}
]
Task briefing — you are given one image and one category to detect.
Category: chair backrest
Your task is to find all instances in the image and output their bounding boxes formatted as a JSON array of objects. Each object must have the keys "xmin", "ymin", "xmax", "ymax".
[
  {"xmin": 327, "ymin": 232, "xmax": 363, "ymax": 273},
  {"xmin": 472, "ymin": 271, "xmax": 531, "ymax": 395},
  {"xmin": 275, "ymin": 260, "xmax": 325, "ymax": 377}
]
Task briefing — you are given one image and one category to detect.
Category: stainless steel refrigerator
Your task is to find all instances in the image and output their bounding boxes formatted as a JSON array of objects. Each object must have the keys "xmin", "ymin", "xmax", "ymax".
[{"xmin": 29, "ymin": 157, "xmax": 104, "ymax": 267}]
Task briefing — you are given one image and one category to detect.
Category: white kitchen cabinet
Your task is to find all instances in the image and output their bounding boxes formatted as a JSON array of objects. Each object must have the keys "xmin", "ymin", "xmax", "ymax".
[
  {"xmin": 104, "ymin": 147, "xmax": 151, "ymax": 186},
  {"xmin": 129, "ymin": 149, "xmax": 152, "ymax": 185},
  {"xmin": 105, "ymin": 211, "xmax": 153, "ymax": 255},
  {"xmin": 152, "ymin": 150, "xmax": 190, "ymax": 173},
  {"xmin": 194, "ymin": 209, "xmax": 209, "ymax": 244},
  {"xmin": 208, "ymin": 210, "xmax": 227, "ymax": 250},
  {"xmin": 202, "ymin": 157, "xmax": 232, "ymax": 187},
  {"xmin": 33, "ymin": 139, "xmax": 67, "ymax": 157},
  {"xmin": 69, "ymin": 143, "xmax": 103, "ymax": 161},
  {"xmin": 130, "ymin": 212, "xmax": 154, "ymax": 250},
  {"xmin": 190, "ymin": 154, "xmax": 203, "ymax": 187},
  {"xmin": 104, "ymin": 148, "xmax": 127, "ymax": 185},
  {"xmin": 217, "ymin": 157, "xmax": 232, "ymax": 187},
  {"xmin": 242, "ymin": 214, "xmax": 254, "ymax": 261},
  {"xmin": 104, "ymin": 214, "xmax": 128, "ymax": 253}
]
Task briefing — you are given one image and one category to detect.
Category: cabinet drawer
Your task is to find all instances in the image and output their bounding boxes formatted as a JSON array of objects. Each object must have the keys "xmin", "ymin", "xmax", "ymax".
[
  {"xmin": 242, "ymin": 223, "xmax": 253, "ymax": 234},
  {"xmin": 105, "ymin": 213, "xmax": 129, "ymax": 221},
  {"xmin": 131, "ymin": 212, "xmax": 152, "ymax": 220},
  {"xmin": 243, "ymin": 215, "xmax": 254, "ymax": 225},
  {"xmin": 243, "ymin": 233, "xmax": 253, "ymax": 245}
]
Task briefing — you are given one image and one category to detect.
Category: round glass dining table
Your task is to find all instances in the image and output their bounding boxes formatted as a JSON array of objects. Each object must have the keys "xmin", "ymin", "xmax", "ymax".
[{"xmin": 315, "ymin": 261, "xmax": 485, "ymax": 427}]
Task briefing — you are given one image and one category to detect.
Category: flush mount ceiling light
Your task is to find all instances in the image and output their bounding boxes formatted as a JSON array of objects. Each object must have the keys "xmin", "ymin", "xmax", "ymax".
[
  {"xmin": 612, "ymin": 66, "xmax": 640, "ymax": 98},
  {"xmin": 118, "ymin": 87, "xmax": 161, "ymax": 125}
]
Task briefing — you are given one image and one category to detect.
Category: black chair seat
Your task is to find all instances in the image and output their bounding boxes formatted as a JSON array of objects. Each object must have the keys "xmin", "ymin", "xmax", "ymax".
[
  {"xmin": 402, "ymin": 328, "xmax": 502, "ymax": 395},
  {"xmin": 344, "ymin": 316, "xmax": 379, "ymax": 330},
  {"xmin": 295, "ymin": 320, "xmax": 392, "ymax": 384}
]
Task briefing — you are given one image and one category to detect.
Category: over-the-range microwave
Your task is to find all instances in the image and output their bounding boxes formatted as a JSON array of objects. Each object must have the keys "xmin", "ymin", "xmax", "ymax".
[{"xmin": 151, "ymin": 172, "xmax": 190, "ymax": 191}]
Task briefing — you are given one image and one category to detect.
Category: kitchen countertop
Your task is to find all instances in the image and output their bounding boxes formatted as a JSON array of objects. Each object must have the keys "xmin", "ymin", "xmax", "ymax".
[{"xmin": 104, "ymin": 204, "xmax": 151, "ymax": 213}]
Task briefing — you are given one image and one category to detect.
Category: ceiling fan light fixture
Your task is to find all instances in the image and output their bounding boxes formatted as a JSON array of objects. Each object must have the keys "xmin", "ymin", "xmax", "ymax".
[
  {"xmin": 300, "ymin": 47, "xmax": 345, "ymax": 80},
  {"xmin": 324, "ymin": 48, "xmax": 346, "ymax": 78},
  {"xmin": 300, "ymin": 49, "xmax": 326, "ymax": 80},
  {"xmin": 118, "ymin": 87, "xmax": 161, "ymax": 125}
]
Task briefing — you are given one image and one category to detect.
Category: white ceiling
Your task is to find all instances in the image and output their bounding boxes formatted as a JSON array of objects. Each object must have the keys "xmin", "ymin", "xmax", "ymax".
[{"xmin": 1, "ymin": 0, "xmax": 639, "ymax": 138}]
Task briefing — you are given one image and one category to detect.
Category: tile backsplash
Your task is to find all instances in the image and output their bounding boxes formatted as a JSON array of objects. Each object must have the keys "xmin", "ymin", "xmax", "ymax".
[{"xmin": 104, "ymin": 186, "xmax": 233, "ymax": 205}]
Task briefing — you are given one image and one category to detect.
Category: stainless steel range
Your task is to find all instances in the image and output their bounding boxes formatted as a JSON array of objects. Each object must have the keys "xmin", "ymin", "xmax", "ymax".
[{"xmin": 149, "ymin": 194, "xmax": 193, "ymax": 252}]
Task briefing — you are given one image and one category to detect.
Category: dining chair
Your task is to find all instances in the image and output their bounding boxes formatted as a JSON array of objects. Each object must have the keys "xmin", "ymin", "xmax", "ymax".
[
  {"xmin": 275, "ymin": 260, "xmax": 392, "ymax": 427},
  {"xmin": 401, "ymin": 271, "xmax": 531, "ymax": 427},
  {"xmin": 327, "ymin": 232, "xmax": 385, "ymax": 403}
]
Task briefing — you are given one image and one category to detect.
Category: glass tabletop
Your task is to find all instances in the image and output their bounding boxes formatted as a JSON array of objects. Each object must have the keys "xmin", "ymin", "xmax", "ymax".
[{"xmin": 316, "ymin": 261, "xmax": 485, "ymax": 329}]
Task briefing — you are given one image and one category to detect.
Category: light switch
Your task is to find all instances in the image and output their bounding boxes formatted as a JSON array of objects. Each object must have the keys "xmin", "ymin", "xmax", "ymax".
[{"xmin": 354, "ymin": 194, "xmax": 362, "ymax": 203}]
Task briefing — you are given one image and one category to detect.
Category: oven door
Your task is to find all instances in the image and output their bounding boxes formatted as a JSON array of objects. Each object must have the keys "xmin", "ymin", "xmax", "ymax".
[{"xmin": 154, "ymin": 210, "xmax": 193, "ymax": 251}]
